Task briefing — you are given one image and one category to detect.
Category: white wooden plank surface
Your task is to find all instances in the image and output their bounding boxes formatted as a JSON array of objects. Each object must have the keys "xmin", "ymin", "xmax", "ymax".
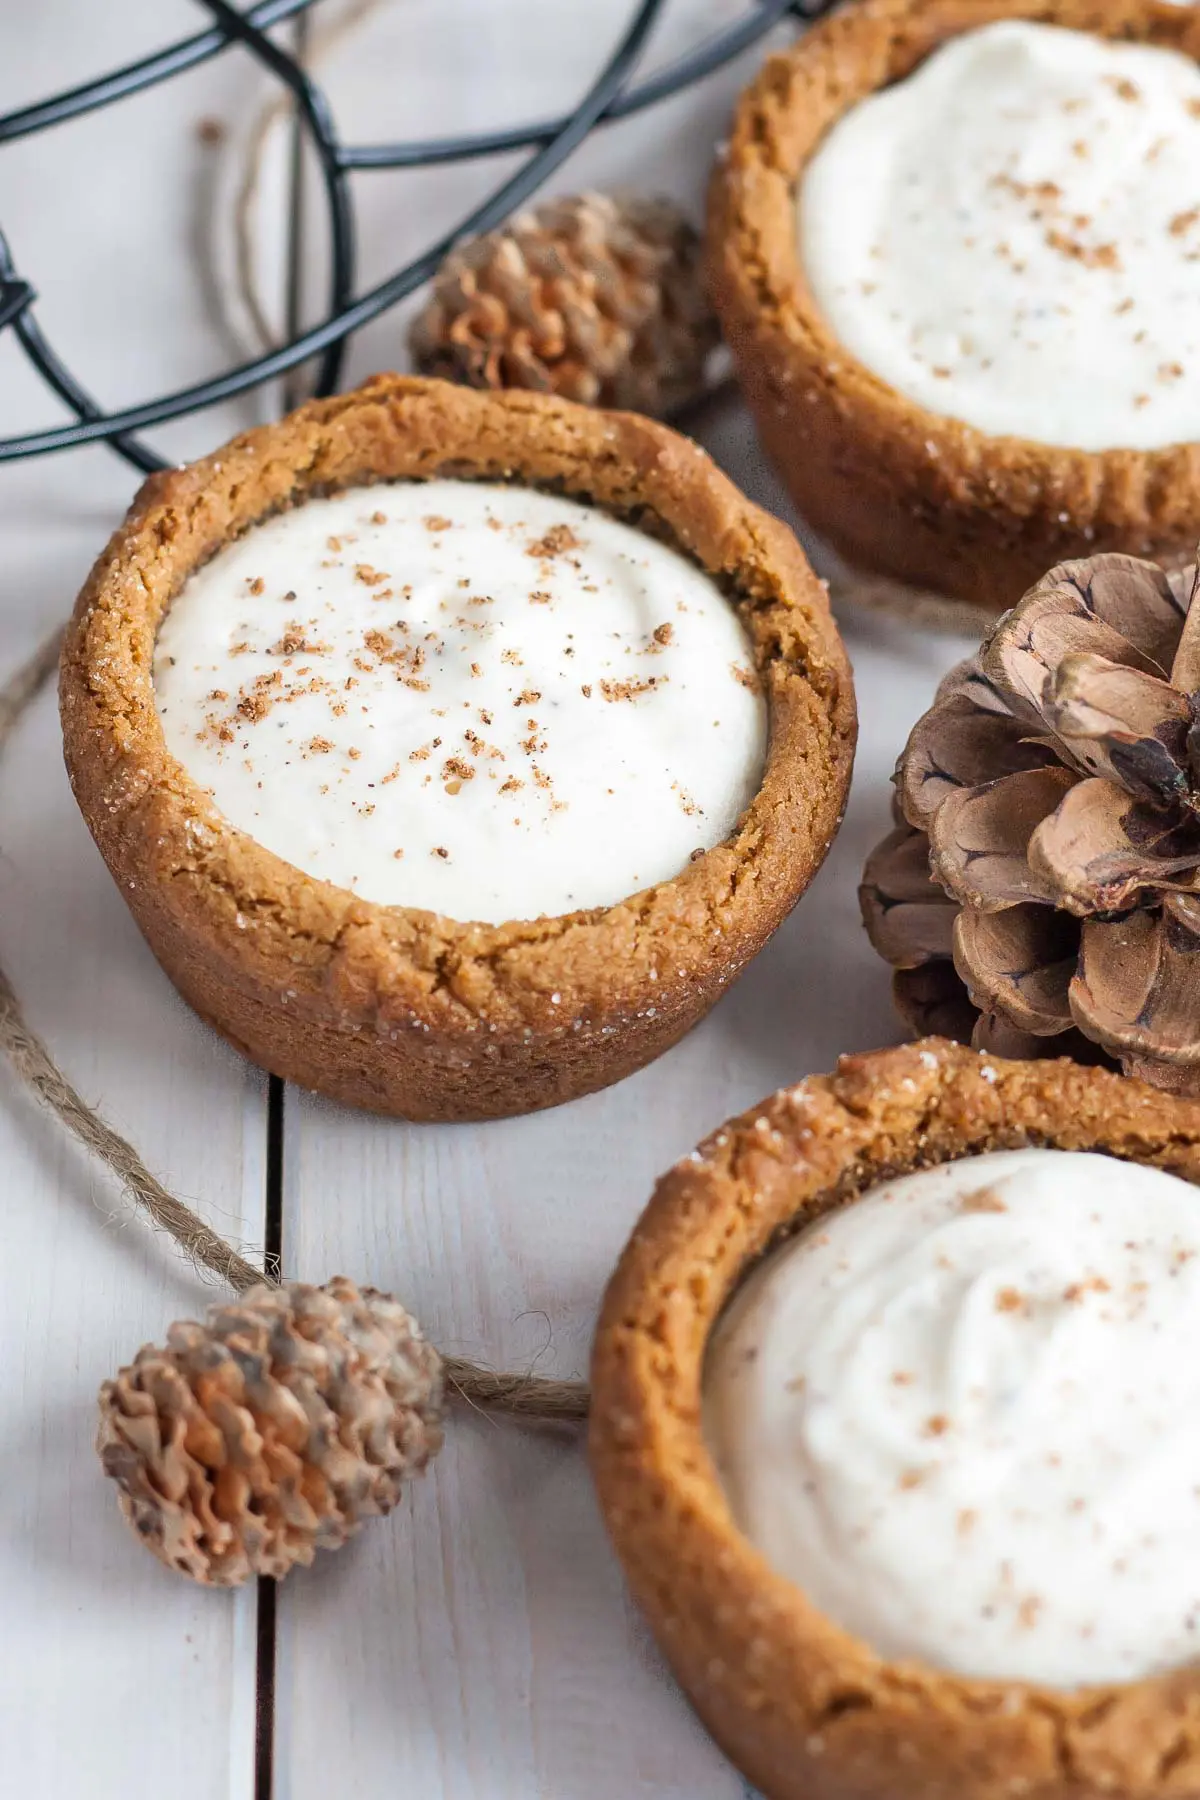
[{"xmin": 0, "ymin": 9, "xmax": 274, "ymax": 1796}]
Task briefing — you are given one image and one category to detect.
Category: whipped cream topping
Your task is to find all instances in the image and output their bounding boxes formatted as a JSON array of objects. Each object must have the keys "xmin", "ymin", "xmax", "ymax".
[
  {"xmin": 154, "ymin": 481, "xmax": 766, "ymax": 923},
  {"xmin": 798, "ymin": 22, "xmax": 1200, "ymax": 451},
  {"xmin": 704, "ymin": 1147, "xmax": 1200, "ymax": 1688}
]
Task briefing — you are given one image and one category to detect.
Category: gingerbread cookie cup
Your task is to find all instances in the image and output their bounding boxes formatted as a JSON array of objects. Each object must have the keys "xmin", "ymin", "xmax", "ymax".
[
  {"xmin": 708, "ymin": 0, "xmax": 1200, "ymax": 617},
  {"xmin": 60, "ymin": 376, "xmax": 854, "ymax": 1122},
  {"xmin": 590, "ymin": 1040, "xmax": 1200, "ymax": 1800}
]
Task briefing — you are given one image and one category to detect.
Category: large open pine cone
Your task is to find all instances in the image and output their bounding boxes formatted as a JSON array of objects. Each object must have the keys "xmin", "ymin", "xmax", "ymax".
[
  {"xmin": 408, "ymin": 191, "xmax": 718, "ymax": 417},
  {"xmin": 98, "ymin": 1278, "xmax": 443, "ymax": 1586},
  {"xmin": 861, "ymin": 551, "xmax": 1200, "ymax": 1091}
]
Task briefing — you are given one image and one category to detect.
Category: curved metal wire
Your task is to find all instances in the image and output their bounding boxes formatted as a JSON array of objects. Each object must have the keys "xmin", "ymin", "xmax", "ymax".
[
  {"xmin": 200, "ymin": 0, "xmax": 355, "ymax": 402},
  {"xmin": 0, "ymin": 0, "xmax": 315, "ymax": 144},
  {"xmin": 345, "ymin": 0, "xmax": 805, "ymax": 169},
  {"xmin": 0, "ymin": 0, "xmax": 823, "ymax": 468}
]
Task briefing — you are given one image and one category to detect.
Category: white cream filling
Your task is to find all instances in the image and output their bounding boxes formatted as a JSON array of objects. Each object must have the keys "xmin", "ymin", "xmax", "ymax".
[
  {"xmin": 704, "ymin": 1146, "xmax": 1200, "ymax": 1688},
  {"xmin": 798, "ymin": 22, "xmax": 1200, "ymax": 451},
  {"xmin": 153, "ymin": 481, "xmax": 767, "ymax": 924}
]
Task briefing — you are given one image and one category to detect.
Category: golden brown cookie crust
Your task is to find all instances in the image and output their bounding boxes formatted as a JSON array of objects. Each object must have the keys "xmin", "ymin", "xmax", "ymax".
[
  {"xmin": 60, "ymin": 375, "xmax": 855, "ymax": 1122},
  {"xmin": 590, "ymin": 1039, "xmax": 1200, "ymax": 1800},
  {"xmin": 708, "ymin": 0, "xmax": 1200, "ymax": 616}
]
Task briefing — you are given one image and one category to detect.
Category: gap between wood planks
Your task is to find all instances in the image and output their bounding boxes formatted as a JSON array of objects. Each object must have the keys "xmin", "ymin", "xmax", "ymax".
[
  {"xmin": 255, "ymin": 1074, "xmax": 286, "ymax": 1800},
  {"xmin": 257, "ymin": 10, "xmax": 312, "ymax": 1786}
]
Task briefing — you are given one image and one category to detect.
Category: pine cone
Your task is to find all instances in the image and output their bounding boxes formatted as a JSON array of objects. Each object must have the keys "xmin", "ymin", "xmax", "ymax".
[
  {"xmin": 97, "ymin": 1278, "xmax": 443, "ymax": 1586},
  {"xmin": 408, "ymin": 191, "xmax": 718, "ymax": 417},
  {"xmin": 861, "ymin": 551, "xmax": 1200, "ymax": 1087}
]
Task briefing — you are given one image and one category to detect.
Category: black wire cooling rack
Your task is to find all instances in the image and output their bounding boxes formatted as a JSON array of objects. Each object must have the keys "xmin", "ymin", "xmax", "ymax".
[{"xmin": 0, "ymin": 0, "xmax": 833, "ymax": 475}]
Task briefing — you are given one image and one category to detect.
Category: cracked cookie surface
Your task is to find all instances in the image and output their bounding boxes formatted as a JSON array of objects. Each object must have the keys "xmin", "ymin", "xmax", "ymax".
[
  {"xmin": 590, "ymin": 1038, "xmax": 1200, "ymax": 1799},
  {"xmin": 708, "ymin": 0, "xmax": 1200, "ymax": 615},
  {"xmin": 60, "ymin": 375, "xmax": 855, "ymax": 1121}
]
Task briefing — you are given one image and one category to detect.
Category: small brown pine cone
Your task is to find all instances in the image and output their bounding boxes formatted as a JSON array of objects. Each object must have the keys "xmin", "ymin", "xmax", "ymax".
[
  {"xmin": 408, "ymin": 191, "xmax": 719, "ymax": 417},
  {"xmin": 97, "ymin": 1278, "xmax": 443, "ymax": 1586},
  {"xmin": 861, "ymin": 550, "xmax": 1200, "ymax": 1089}
]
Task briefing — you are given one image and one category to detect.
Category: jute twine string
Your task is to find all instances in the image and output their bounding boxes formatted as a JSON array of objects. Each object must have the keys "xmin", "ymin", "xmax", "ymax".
[{"xmin": 0, "ymin": 627, "xmax": 588, "ymax": 1423}]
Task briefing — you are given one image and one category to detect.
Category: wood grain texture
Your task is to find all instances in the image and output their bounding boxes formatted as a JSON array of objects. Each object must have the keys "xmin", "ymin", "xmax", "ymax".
[
  {"xmin": 0, "ymin": 661, "xmax": 267, "ymax": 1799},
  {"xmin": 0, "ymin": 7, "xmax": 273, "ymax": 1794}
]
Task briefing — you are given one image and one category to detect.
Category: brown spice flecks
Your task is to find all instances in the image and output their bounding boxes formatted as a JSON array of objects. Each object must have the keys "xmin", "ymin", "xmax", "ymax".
[
  {"xmin": 248, "ymin": 577, "xmax": 265, "ymax": 596},
  {"xmin": 363, "ymin": 627, "xmax": 427, "ymax": 685},
  {"xmin": 1063, "ymin": 1276, "xmax": 1112, "ymax": 1303},
  {"xmin": 237, "ymin": 687, "xmax": 274, "ymax": 723},
  {"xmin": 432, "ymin": 846, "xmax": 449, "ymax": 859},
  {"xmin": 600, "ymin": 676, "xmax": 664, "ymax": 702},
  {"xmin": 270, "ymin": 626, "xmax": 329, "ymax": 656},
  {"xmin": 1106, "ymin": 75, "xmax": 1141, "ymax": 103},
  {"xmin": 960, "ymin": 1188, "xmax": 1008, "ymax": 1215},
  {"xmin": 499, "ymin": 776, "xmax": 524, "ymax": 794},
  {"xmin": 514, "ymin": 689, "xmax": 542, "ymax": 707},
  {"xmin": 898, "ymin": 1469, "xmax": 925, "ymax": 1492},
  {"xmin": 208, "ymin": 689, "xmax": 228, "ymax": 702},
  {"xmin": 527, "ymin": 523, "xmax": 582, "ymax": 559},
  {"xmin": 1171, "ymin": 208, "xmax": 1200, "ymax": 238},
  {"xmin": 305, "ymin": 736, "xmax": 334, "ymax": 755},
  {"xmin": 441, "ymin": 756, "xmax": 475, "ymax": 783},
  {"xmin": 924, "ymin": 1414, "xmax": 950, "ymax": 1438},
  {"xmin": 196, "ymin": 116, "xmax": 225, "ymax": 145},
  {"xmin": 529, "ymin": 590, "xmax": 552, "ymax": 604},
  {"xmin": 650, "ymin": 622, "xmax": 674, "ymax": 649},
  {"xmin": 371, "ymin": 510, "xmax": 387, "ymax": 525},
  {"xmin": 423, "ymin": 514, "xmax": 453, "ymax": 532},
  {"xmin": 326, "ymin": 536, "xmax": 343, "ymax": 553},
  {"xmin": 501, "ymin": 648, "xmax": 523, "ymax": 666},
  {"xmin": 581, "ymin": 684, "xmax": 593, "ymax": 698},
  {"xmin": 1160, "ymin": 362, "xmax": 1185, "ymax": 382},
  {"xmin": 995, "ymin": 1287, "xmax": 1025, "ymax": 1314},
  {"xmin": 355, "ymin": 564, "xmax": 390, "ymax": 587},
  {"xmin": 1002, "ymin": 175, "xmax": 1061, "ymax": 203},
  {"xmin": 1045, "ymin": 228, "xmax": 1121, "ymax": 271}
]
